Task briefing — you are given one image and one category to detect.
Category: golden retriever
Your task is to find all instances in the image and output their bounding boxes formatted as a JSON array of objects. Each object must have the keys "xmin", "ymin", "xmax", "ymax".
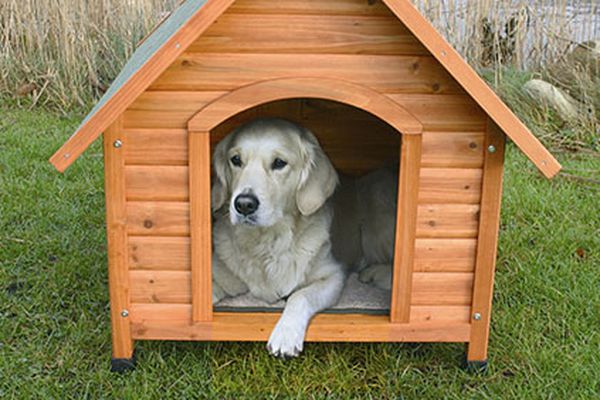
[{"xmin": 210, "ymin": 118, "xmax": 397, "ymax": 358}]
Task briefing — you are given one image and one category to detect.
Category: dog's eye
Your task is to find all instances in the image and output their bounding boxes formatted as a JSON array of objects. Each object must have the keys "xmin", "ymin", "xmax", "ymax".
[
  {"xmin": 230, "ymin": 155, "xmax": 242, "ymax": 167},
  {"xmin": 271, "ymin": 158, "xmax": 288, "ymax": 170}
]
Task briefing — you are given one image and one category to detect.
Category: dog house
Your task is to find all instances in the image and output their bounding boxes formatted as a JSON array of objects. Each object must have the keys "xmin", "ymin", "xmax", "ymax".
[{"xmin": 50, "ymin": 0, "xmax": 561, "ymax": 372}]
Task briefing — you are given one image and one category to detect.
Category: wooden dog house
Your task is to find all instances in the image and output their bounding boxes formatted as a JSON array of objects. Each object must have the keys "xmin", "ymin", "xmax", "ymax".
[{"xmin": 50, "ymin": 0, "xmax": 561, "ymax": 372}]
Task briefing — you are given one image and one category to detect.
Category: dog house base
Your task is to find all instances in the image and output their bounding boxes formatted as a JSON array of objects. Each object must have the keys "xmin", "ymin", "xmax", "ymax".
[
  {"xmin": 463, "ymin": 357, "xmax": 489, "ymax": 374},
  {"xmin": 110, "ymin": 351, "xmax": 137, "ymax": 374}
]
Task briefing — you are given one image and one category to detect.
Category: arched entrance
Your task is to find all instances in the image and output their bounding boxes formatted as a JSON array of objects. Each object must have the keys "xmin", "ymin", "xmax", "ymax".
[{"xmin": 187, "ymin": 77, "xmax": 423, "ymax": 324}]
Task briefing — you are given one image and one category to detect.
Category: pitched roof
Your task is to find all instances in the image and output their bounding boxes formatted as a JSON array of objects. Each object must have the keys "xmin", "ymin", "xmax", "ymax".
[{"xmin": 50, "ymin": 0, "xmax": 561, "ymax": 178}]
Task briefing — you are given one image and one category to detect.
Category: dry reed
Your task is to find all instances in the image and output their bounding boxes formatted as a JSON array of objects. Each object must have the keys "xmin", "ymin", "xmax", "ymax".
[{"xmin": 0, "ymin": 0, "xmax": 598, "ymax": 112}]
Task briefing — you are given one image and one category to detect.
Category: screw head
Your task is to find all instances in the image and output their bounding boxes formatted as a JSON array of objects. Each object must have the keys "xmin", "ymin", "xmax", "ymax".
[
  {"xmin": 487, "ymin": 145, "xmax": 496, "ymax": 153},
  {"xmin": 120, "ymin": 309, "xmax": 129, "ymax": 318},
  {"xmin": 473, "ymin": 312, "xmax": 482, "ymax": 321},
  {"xmin": 113, "ymin": 139, "xmax": 123, "ymax": 148}
]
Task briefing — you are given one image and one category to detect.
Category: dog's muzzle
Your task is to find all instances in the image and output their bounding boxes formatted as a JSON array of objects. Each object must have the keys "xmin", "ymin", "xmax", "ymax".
[{"xmin": 234, "ymin": 193, "xmax": 260, "ymax": 216}]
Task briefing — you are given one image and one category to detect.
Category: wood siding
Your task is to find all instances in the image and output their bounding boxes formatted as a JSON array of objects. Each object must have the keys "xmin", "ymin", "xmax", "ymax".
[{"xmin": 122, "ymin": 0, "xmax": 486, "ymax": 332}]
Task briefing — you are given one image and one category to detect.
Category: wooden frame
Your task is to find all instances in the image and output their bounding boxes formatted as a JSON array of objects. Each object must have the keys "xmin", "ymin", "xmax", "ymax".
[
  {"xmin": 103, "ymin": 117, "xmax": 134, "ymax": 360},
  {"xmin": 187, "ymin": 76, "xmax": 424, "ymax": 330},
  {"xmin": 467, "ymin": 120, "xmax": 506, "ymax": 363}
]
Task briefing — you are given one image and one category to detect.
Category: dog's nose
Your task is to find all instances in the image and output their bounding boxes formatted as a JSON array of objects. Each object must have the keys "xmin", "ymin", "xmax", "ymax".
[{"xmin": 234, "ymin": 194, "xmax": 260, "ymax": 216}]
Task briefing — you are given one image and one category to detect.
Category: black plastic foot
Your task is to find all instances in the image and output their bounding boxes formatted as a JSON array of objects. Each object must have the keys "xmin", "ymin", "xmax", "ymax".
[
  {"xmin": 463, "ymin": 359, "xmax": 488, "ymax": 374},
  {"xmin": 111, "ymin": 351, "xmax": 137, "ymax": 373}
]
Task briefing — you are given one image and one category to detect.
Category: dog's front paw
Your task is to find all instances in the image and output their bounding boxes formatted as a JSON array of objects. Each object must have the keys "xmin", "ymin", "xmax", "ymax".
[
  {"xmin": 266, "ymin": 319, "xmax": 306, "ymax": 359},
  {"xmin": 359, "ymin": 264, "xmax": 392, "ymax": 290}
]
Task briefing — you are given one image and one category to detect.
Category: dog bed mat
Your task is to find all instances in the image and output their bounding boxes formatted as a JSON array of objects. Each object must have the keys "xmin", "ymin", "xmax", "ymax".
[{"xmin": 214, "ymin": 273, "xmax": 391, "ymax": 315}]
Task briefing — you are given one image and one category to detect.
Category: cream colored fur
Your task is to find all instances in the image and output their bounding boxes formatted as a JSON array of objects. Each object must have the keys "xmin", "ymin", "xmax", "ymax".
[{"xmin": 211, "ymin": 118, "xmax": 345, "ymax": 358}]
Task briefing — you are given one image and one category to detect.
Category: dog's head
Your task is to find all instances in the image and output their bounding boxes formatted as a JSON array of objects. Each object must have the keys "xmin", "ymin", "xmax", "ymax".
[{"xmin": 211, "ymin": 118, "xmax": 338, "ymax": 226}]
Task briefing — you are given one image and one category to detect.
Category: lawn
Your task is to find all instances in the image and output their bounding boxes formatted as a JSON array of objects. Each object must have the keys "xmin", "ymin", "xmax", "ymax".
[{"xmin": 1, "ymin": 107, "xmax": 599, "ymax": 399}]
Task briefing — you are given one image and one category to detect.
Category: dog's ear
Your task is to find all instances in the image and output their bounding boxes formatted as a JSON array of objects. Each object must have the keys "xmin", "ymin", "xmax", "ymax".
[
  {"xmin": 296, "ymin": 128, "xmax": 339, "ymax": 216},
  {"xmin": 211, "ymin": 134, "xmax": 233, "ymax": 211}
]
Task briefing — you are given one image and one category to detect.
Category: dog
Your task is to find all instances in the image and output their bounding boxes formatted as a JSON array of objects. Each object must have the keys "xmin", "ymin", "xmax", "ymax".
[
  {"xmin": 210, "ymin": 118, "xmax": 397, "ymax": 358},
  {"xmin": 210, "ymin": 118, "xmax": 346, "ymax": 358}
]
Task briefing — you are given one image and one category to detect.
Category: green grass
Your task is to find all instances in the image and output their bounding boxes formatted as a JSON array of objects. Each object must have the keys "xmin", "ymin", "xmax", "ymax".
[{"xmin": 1, "ymin": 108, "xmax": 599, "ymax": 399}]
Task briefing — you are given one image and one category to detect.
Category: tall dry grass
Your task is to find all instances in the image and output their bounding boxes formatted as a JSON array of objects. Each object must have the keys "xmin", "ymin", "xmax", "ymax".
[
  {"xmin": 0, "ymin": 0, "xmax": 598, "ymax": 112},
  {"xmin": 414, "ymin": 0, "xmax": 599, "ymax": 83},
  {"xmin": 0, "ymin": 0, "xmax": 180, "ymax": 110}
]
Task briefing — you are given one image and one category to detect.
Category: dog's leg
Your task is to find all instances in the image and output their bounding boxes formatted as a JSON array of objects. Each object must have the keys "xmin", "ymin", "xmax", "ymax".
[
  {"xmin": 358, "ymin": 264, "xmax": 392, "ymax": 290},
  {"xmin": 212, "ymin": 255, "xmax": 248, "ymax": 304},
  {"xmin": 267, "ymin": 262, "xmax": 344, "ymax": 358}
]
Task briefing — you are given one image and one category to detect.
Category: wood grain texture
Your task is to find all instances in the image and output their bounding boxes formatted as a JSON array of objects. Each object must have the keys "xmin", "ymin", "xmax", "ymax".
[
  {"xmin": 125, "ymin": 166, "xmax": 189, "ymax": 201},
  {"xmin": 130, "ymin": 310, "xmax": 471, "ymax": 342},
  {"xmin": 127, "ymin": 236, "xmax": 475, "ymax": 273},
  {"xmin": 128, "ymin": 270, "xmax": 471, "ymax": 307},
  {"xmin": 124, "ymin": 129, "xmax": 189, "ymax": 165},
  {"xmin": 189, "ymin": 131, "xmax": 213, "ymax": 321},
  {"xmin": 187, "ymin": 77, "xmax": 423, "ymax": 134},
  {"xmin": 50, "ymin": 0, "xmax": 236, "ymax": 172},
  {"xmin": 414, "ymin": 239, "xmax": 477, "ymax": 272},
  {"xmin": 418, "ymin": 168, "xmax": 483, "ymax": 204},
  {"xmin": 124, "ymin": 93, "xmax": 484, "ymax": 132},
  {"xmin": 412, "ymin": 273, "xmax": 474, "ymax": 305},
  {"xmin": 127, "ymin": 201, "xmax": 190, "ymax": 236},
  {"xmin": 390, "ymin": 134, "xmax": 422, "ymax": 323},
  {"xmin": 122, "ymin": 165, "xmax": 481, "ymax": 203},
  {"xmin": 103, "ymin": 116, "xmax": 134, "ymax": 359},
  {"xmin": 128, "ymin": 236, "xmax": 190, "ymax": 271},
  {"xmin": 130, "ymin": 271, "xmax": 191, "ymax": 303},
  {"xmin": 152, "ymin": 53, "xmax": 463, "ymax": 95},
  {"xmin": 389, "ymin": 94, "xmax": 486, "ymax": 132},
  {"xmin": 228, "ymin": 0, "xmax": 395, "ymax": 16},
  {"xmin": 191, "ymin": 14, "xmax": 428, "ymax": 55},
  {"xmin": 416, "ymin": 204, "xmax": 480, "ymax": 238},
  {"xmin": 129, "ymin": 304, "xmax": 471, "ymax": 324},
  {"xmin": 127, "ymin": 203, "xmax": 480, "ymax": 239},
  {"xmin": 382, "ymin": 0, "xmax": 561, "ymax": 178},
  {"xmin": 421, "ymin": 131, "xmax": 485, "ymax": 168},
  {"xmin": 468, "ymin": 121, "xmax": 506, "ymax": 362}
]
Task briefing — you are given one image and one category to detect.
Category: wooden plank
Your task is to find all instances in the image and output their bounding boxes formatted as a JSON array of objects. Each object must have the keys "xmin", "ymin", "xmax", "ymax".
[
  {"xmin": 127, "ymin": 162, "xmax": 497, "ymax": 204},
  {"xmin": 152, "ymin": 54, "xmax": 463, "ymax": 95},
  {"xmin": 410, "ymin": 305, "xmax": 471, "ymax": 323},
  {"xmin": 414, "ymin": 239, "xmax": 477, "ymax": 272},
  {"xmin": 382, "ymin": 0, "xmax": 561, "ymax": 178},
  {"xmin": 416, "ymin": 204, "xmax": 480, "ymax": 239},
  {"xmin": 128, "ymin": 270, "xmax": 472, "ymax": 307},
  {"xmin": 421, "ymin": 131, "xmax": 485, "ymax": 168},
  {"xmin": 412, "ymin": 272, "xmax": 474, "ymax": 305},
  {"xmin": 123, "ymin": 93, "xmax": 483, "ymax": 132},
  {"xmin": 389, "ymin": 94, "xmax": 486, "ymax": 132},
  {"xmin": 191, "ymin": 14, "xmax": 428, "ymax": 55},
  {"xmin": 228, "ymin": 0, "xmax": 395, "ymax": 16},
  {"xmin": 127, "ymin": 237, "xmax": 476, "ymax": 274},
  {"xmin": 189, "ymin": 131, "xmax": 213, "ymax": 322},
  {"xmin": 418, "ymin": 168, "xmax": 483, "ymax": 204},
  {"xmin": 468, "ymin": 121, "xmax": 506, "ymax": 362},
  {"xmin": 130, "ymin": 309, "xmax": 471, "ymax": 342},
  {"xmin": 130, "ymin": 270, "xmax": 191, "ymax": 303},
  {"xmin": 127, "ymin": 201, "xmax": 190, "ymax": 236},
  {"xmin": 390, "ymin": 134, "xmax": 422, "ymax": 323},
  {"xmin": 49, "ymin": 0, "xmax": 237, "ymax": 172},
  {"xmin": 128, "ymin": 236, "xmax": 190, "ymax": 271},
  {"xmin": 129, "ymin": 303, "xmax": 471, "ymax": 324},
  {"xmin": 103, "ymin": 116, "xmax": 134, "ymax": 359},
  {"xmin": 124, "ymin": 129, "xmax": 188, "ymax": 165},
  {"xmin": 126, "ymin": 200, "xmax": 479, "ymax": 239},
  {"xmin": 188, "ymin": 77, "xmax": 422, "ymax": 134},
  {"xmin": 125, "ymin": 166, "xmax": 189, "ymax": 201}
]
